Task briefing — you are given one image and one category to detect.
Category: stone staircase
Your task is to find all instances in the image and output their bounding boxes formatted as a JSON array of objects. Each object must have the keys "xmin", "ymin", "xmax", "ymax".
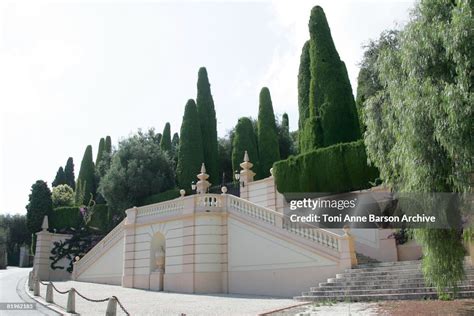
[
  {"xmin": 355, "ymin": 252, "xmax": 380, "ymax": 265},
  {"xmin": 295, "ymin": 260, "xmax": 474, "ymax": 302}
]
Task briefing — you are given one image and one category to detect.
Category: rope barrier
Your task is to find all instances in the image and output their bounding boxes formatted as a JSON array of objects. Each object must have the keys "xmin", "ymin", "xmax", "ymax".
[{"xmin": 32, "ymin": 275, "xmax": 130, "ymax": 315}]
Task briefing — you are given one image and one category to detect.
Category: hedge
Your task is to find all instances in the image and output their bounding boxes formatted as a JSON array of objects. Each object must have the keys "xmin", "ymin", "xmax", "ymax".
[
  {"xmin": 140, "ymin": 189, "xmax": 181, "ymax": 206},
  {"xmin": 273, "ymin": 140, "xmax": 378, "ymax": 193},
  {"xmin": 88, "ymin": 204, "xmax": 109, "ymax": 233},
  {"xmin": 49, "ymin": 207, "xmax": 82, "ymax": 231}
]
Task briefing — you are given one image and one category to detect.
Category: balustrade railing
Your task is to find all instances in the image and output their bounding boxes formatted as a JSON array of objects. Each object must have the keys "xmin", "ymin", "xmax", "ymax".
[
  {"xmin": 196, "ymin": 194, "xmax": 222, "ymax": 208},
  {"xmin": 227, "ymin": 195, "xmax": 341, "ymax": 252},
  {"xmin": 136, "ymin": 199, "xmax": 185, "ymax": 218}
]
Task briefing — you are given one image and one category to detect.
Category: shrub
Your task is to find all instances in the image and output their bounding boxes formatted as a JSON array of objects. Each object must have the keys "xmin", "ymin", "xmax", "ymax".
[
  {"xmin": 273, "ymin": 140, "xmax": 378, "ymax": 193},
  {"xmin": 52, "ymin": 184, "xmax": 75, "ymax": 208},
  {"xmin": 49, "ymin": 207, "xmax": 82, "ymax": 231},
  {"xmin": 88, "ymin": 204, "xmax": 109, "ymax": 233}
]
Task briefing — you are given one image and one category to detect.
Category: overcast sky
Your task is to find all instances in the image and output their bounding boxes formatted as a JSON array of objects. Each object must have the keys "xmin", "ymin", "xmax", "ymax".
[{"xmin": 0, "ymin": 0, "xmax": 414, "ymax": 215}]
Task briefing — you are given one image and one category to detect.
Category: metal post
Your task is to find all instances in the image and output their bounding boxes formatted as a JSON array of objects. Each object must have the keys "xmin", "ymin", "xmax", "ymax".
[
  {"xmin": 105, "ymin": 296, "xmax": 117, "ymax": 316},
  {"xmin": 46, "ymin": 283, "xmax": 53, "ymax": 303},
  {"xmin": 33, "ymin": 277, "xmax": 40, "ymax": 296},
  {"xmin": 67, "ymin": 288, "xmax": 75, "ymax": 313}
]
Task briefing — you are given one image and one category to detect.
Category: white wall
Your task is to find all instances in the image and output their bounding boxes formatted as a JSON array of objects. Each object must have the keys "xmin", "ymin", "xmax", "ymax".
[{"xmin": 76, "ymin": 236, "xmax": 124, "ymax": 285}]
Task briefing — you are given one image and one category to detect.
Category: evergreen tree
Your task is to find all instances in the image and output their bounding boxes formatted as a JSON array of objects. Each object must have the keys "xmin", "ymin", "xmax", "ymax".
[
  {"xmin": 257, "ymin": 87, "xmax": 280, "ymax": 178},
  {"xmin": 177, "ymin": 99, "xmax": 204, "ymax": 191},
  {"xmin": 77, "ymin": 145, "xmax": 96, "ymax": 204},
  {"xmin": 306, "ymin": 6, "xmax": 360, "ymax": 149},
  {"xmin": 298, "ymin": 40, "xmax": 311, "ymax": 137},
  {"xmin": 156, "ymin": 133, "xmax": 162, "ymax": 145},
  {"xmin": 160, "ymin": 122, "xmax": 172, "ymax": 152},
  {"xmin": 232, "ymin": 117, "xmax": 260, "ymax": 177},
  {"xmin": 278, "ymin": 113, "xmax": 293, "ymax": 159},
  {"xmin": 64, "ymin": 157, "xmax": 75, "ymax": 190},
  {"xmin": 105, "ymin": 136, "xmax": 112, "ymax": 154},
  {"xmin": 52, "ymin": 167, "xmax": 66, "ymax": 187},
  {"xmin": 96, "ymin": 138, "xmax": 105, "ymax": 166},
  {"xmin": 196, "ymin": 67, "xmax": 219, "ymax": 185},
  {"xmin": 26, "ymin": 180, "xmax": 53, "ymax": 234},
  {"xmin": 171, "ymin": 132, "xmax": 180, "ymax": 164}
]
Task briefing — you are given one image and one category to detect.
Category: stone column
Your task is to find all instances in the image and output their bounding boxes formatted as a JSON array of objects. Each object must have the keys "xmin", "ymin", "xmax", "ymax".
[
  {"xmin": 34, "ymin": 216, "xmax": 53, "ymax": 281},
  {"xmin": 122, "ymin": 207, "xmax": 138, "ymax": 288},
  {"xmin": 339, "ymin": 226, "xmax": 358, "ymax": 269},
  {"xmin": 239, "ymin": 151, "xmax": 256, "ymax": 200}
]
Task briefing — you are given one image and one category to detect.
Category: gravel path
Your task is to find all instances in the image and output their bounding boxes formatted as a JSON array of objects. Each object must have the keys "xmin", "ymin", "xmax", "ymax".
[
  {"xmin": 268, "ymin": 302, "xmax": 379, "ymax": 316},
  {"xmin": 37, "ymin": 280, "xmax": 297, "ymax": 316}
]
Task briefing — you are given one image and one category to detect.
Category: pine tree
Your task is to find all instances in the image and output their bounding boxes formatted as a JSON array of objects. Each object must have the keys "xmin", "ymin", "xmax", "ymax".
[
  {"xmin": 105, "ymin": 136, "xmax": 112, "ymax": 154},
  {"xmin": 257, "ymin": 87, "xmax": 280, "ymax": 178},
  {"xmin": 64, "ymin": 157, "xmax": 75, "ymax": 190},
  {"xmin": 26, "ymin": 180, "xmax": 53, "ymax": 234},
  {"xmin": 96, "ymin": 138, "xmax": 105, "ymax": 166},
  {"xmin": 298, "ymin": 40, "xmax": 311, "ymax": 133},
  {"xmin": 232, "ymin": 117, "xmax": 260, "ymax": 177},
  {"xmin": 196, "ymin": 67, "xmax": 219, "ymax": 185},
  {"xmin": 77, "ymin": 145, "xmax": 96, "ymax": 204},
  {"xmin": 52, "ymin": 167, "xmax": 66, "ymax": 187},
  {"xmin": 279, "ymin": 113, "xmax": 292, "ymax": 159},
  {"xmin": 306, "ymin": 6, "xmax": 360, "ymax": 148},
  {"xmin": 160, "ymin": 122, "xmax": 172, "ymax": 152},
  {"xmin": 177, "ymin": 99, "xmax": 204, "ymax": 191}
]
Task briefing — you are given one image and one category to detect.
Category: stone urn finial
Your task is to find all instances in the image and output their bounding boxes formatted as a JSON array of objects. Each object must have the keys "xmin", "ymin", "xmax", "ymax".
[
  {"xmin": 239, "ymin": 151, "xmax": 256, "ymax": 185},
  {"xmin": 41, "ymin": 216, "xmax": 49, "ymax": 232},
  {"xmin": 196, "ymin": 163, "xmax": 211, "ymax": 194}
]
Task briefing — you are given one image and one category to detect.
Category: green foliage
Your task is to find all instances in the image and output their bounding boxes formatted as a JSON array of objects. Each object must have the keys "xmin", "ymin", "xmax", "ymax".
[
  {"xmin": 306, "ymin": 6, "xmax": 360, "ymax": 149},
  {"xmin": 273, "ymin": 140, "xmax": 378, "ymax": 193},
  {"xmin": 232, "ymin": 117, "xmax": 260, "ymax": 177},
  {"xmin": 356, "ymin": 30, "xmax": 399, "ymax": 134},
  {"xmin": 363, "ymin": 0, "xmax": 473, "ymax": 294},
  {"xmin": 170, "ymin": 132, "xmax": 180, "ymax": 165},
  {"xmin": 196, "ymin": 67, "xmax": 219, "ymax": 185},
  {"xmin": 0, "ymin": 214, "xmax": 30, "ymax": 266},
  {"xmin": 87, "ymin": 204, "xmax": 109, "ymax": 233},
  {"xmin": 99, "ymin": 129, "xmax": 175, "ymax": 215},
  {"xmin": 160, "ymin": 122, "xmax": 172, "ymax": 152},
  {"xmin": 96, "ymin": 138, "xmax": 105, "ymax": 166},
  {"xmin": 140, "ymin": 189, "xmax": 181, "ymax": 206},
  {"xmin": 74, "ymin": 180, "xmax": 85, "ymax": 206},
  {"xmin": 77, "ymin": 145, "xmax": 96, "ymax": 204},
  {"xmin": 49, "ymin": 207, "xmax": 82, "ymax": 231},
  {"xmin": 298, "ymin": 40, "xmax": 311, "ymax": 148},
  {"xmin": 177, "ymin": 99, "xmax": 204, "ymax": 191},
  {"xmin": 218, "ymin": 136, "xmax": 233, "ymax": 183},
  {"xmin": 26, "ymin": 180, "xmax": 53, "ymax": 234},
  {"xmin": 52, "ymin": 167, "xmax": 66, "ymax": 187},
  {"xmin": 257, "ymin": 87, "xmax": 280, "ymax": 178},
  {"xmin": 278, "ymin": 113, "xmax": 293, "ymax": 160},
  {"xmin": 52, "ymin": 184, "xmax": 75, "ymax": 208},
  {"xmin": 105, "ymin": 136, "xmax": 112, "ymax": 153},
  {"xmin": 64, "ymin": 157, "xmax": 75, "ymax": 190}
]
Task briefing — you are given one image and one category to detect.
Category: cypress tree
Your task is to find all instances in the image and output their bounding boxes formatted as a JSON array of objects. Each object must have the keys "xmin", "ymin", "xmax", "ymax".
[
  {"xmin": 232, "ymin": 117, "xmax": 260, "ymax": 177},
  {"xmin": 160, "ymin": 122, "xmax": 172, "ymax": 152},
  {"xmin": 105, "ymin": 136, "xmax": 112, "ymax": 154},
  {"xmin": 64, "ymin": 157, "xmax": 75, "ymax": 190},
  {"xmin": 257, "ymin": 87, "xmax": 280, "ymax": 178},
  {"xmin": 279, "ymin": 113, "xmax": 292, "ymax": 160},
  {"xmin": 298, "ymin": 40, "xmax": 311, "ymax": 133},
  {"xmin": 307, "ymin": 6, "xmax": 360, "ymax": 148},
  {"xmin": 26, "ymin": 180, "xmax": 53, "ymax": 234},
  {"xmin": 96, "ymin": 138, "xmax": 105, "ymax": 166},
  {"xmin": 156, "ymin": 133, "xmax": 162, "ymax": 145},
  {"xmin": 177, "ymin": 99, "xmax": 204, "ymax": 191},
  {"xmin": 52, "ymin": 167, "xmax": 66, "ymax": 187},
  {"xmin": 196, "ymin": 67, "xmax": 219, "ymax": 185},
  {"xmin": 171, "ymin": 133, "xmax": 179, "ymax": 149},
  {"xmin": 77, "ymin": 145, "xmax": 96, "ymax": 204}
]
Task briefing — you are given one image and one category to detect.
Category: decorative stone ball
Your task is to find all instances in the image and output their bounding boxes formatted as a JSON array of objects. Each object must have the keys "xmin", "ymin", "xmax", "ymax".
[
  {"xmin": 270, "ymin": 168, "xmax": 274, "ymax": 176},
  {"xmin": 221, "ymin": 186, "xmax": 228, "ymax": 194},
  {"xmin": 179, "ymin": 189, "xmax": 186, "ymax": 197},
  {"xmin": 75, "ymin": 256, "xmax": 80, "ymax": 262}
]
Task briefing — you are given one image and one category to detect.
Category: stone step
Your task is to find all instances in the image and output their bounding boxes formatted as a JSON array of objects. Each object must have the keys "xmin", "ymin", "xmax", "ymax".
[
  {"xmin": 323, "ymin": 276, "xmax": 474, "ymax": 287},
  {"xmin": 329, "ymin": 272, "xmax": 474, "ymax": 283},
  {"xmin": 346, "ymin": 263, "xmax": 473, "ymax": 273},
  {"xmin": 303, "ymin": 285, "xmax": 474, "ymax": 297},
  {"xmin": 337, "ymin": 268, "xmax": 474, "ymax": 278},
  {"xmin": 354, "ymin": 260, "xmax": 421, "ymax": 268},
  {"xmin": 314, "ymin": 280, "xmax": 474, "ymax": 291},
  {"xmin": 294, "ymin": 290, "xmax": 474, "ymax": 302}
]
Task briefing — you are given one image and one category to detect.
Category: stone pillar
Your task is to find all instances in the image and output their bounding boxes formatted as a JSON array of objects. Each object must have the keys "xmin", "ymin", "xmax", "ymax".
[
  {"xmin": 34, "ymin": 216, "xmax": 53, "ymax": 281},
  {"xmin": 122, "ymin": 207, "xmax": 138, "ymax": 288},
  {"xmin": 339, "ymin": 226, "xmax": 358, "ymax": 268},
  {"xmin": 239, "ymin": 151, "xmax": 256, "ymax": 200},
  {"xmin": 196, "ymin": 163, "xmax": 211, "ymax": 194}
]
